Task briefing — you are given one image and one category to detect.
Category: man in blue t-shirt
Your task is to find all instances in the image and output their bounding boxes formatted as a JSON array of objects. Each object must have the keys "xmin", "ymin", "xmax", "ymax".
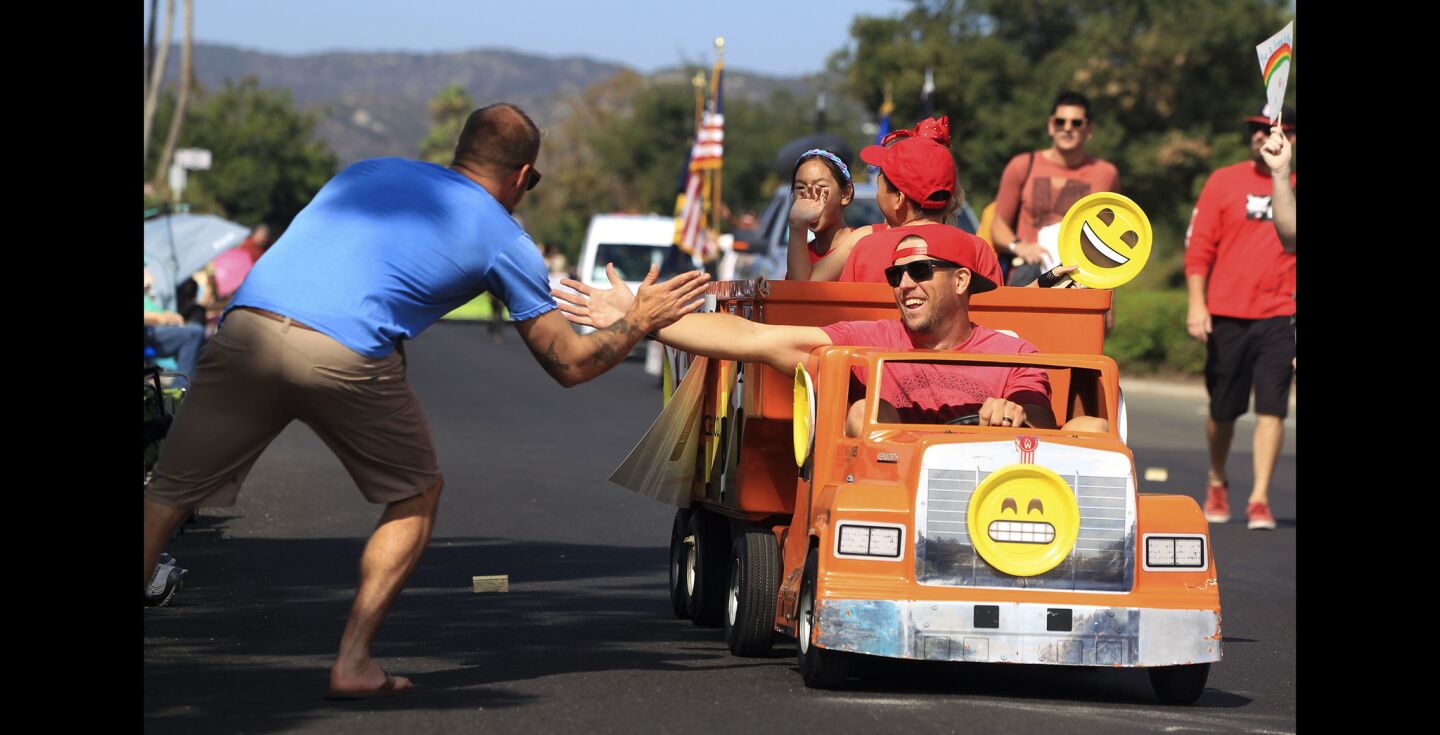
[{"xmin": 143, "ymin": 104, "xmax": 711, "ymax": 699}]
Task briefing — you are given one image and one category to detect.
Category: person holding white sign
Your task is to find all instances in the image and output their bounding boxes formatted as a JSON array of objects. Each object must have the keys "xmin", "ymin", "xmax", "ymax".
[{"xmin": 1184, "ymin": 104, "xmax": 1295, "ymax": 532}]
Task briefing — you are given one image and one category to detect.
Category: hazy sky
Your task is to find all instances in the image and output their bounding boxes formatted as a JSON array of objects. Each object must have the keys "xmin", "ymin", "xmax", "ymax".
[{"xmin": 142, "ymin": 0, "xmax": 908, "ymax": 77}]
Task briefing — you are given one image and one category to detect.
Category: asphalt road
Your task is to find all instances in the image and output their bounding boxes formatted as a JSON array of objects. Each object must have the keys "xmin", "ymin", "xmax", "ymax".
[{"xmin": 143, "ymin": 320, "xmax": 1297, "ymax": 733}]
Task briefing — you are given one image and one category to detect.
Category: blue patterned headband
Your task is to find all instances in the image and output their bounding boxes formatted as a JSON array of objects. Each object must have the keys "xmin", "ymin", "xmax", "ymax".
[{"xmin": 796, "ymin": 149, "xmax": 851, "ymax": 183}]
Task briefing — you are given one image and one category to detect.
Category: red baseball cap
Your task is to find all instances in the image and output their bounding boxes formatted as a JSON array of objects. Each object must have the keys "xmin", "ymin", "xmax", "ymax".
[
  {"xmin": 1244, "ymin": 102, "xmax": 1295, "ymax": 131},
  {"xmin": 860, "ymin": 136, "xmax": 955, "ymax": 210},
  {"xmin": 871, "ymin": 224, "xmax": 1000, "ymax": 293}
]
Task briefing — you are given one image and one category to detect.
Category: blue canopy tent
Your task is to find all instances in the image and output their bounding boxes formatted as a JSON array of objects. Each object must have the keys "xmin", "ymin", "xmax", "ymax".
[{"xmin": 143, "ymin": 213, "xmax": 251, "ymax": 311}]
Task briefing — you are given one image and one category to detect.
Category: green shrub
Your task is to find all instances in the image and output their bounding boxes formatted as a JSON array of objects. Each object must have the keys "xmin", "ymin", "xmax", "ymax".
[{"xmin": 1105, "ymin": 289, "xmax": 1205, "ymax": 376}]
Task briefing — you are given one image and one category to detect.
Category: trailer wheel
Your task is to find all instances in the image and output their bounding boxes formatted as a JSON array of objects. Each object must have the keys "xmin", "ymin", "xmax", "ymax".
[
  {"xmin": 796, "ymin": 553, "xmax": 850, "ymax": 688},
  {"xmin": 668, "ymin": 508, "xmax": 692, "ymax": 619},
  {"xmin": 724, "ymin": 527, "xmax": 779, "ymax": 656},
  {"xmin": 687, "ymin": 507, "xmax": 729, "ymax": 627},
  {"xmin": 1149, "ymin": 663, "xmax": 1209, "ymax": 705}
]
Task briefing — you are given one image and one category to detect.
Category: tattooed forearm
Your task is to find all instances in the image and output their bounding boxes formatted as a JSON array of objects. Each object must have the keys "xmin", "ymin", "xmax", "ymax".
[
  {"xmin": 524, "ymin": 315, "xmax": 644, "ymax": 387},
  {"xmin": 586, "ymin": 317, "xmax": 639, "ymax": 371},
  {"xmin": 528, "ymin": 338, "xmax": 571, "ymax": 379}
]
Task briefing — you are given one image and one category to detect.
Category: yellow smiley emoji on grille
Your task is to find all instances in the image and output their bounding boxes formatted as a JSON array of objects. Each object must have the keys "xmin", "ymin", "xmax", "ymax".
[
  {"xmin": 967, "ymin": 465, "xmax": 1080, "ymax": 576},
  {"xmin": 1058, "ymin": 192, "xmax": 1153, "ymax": 290}
]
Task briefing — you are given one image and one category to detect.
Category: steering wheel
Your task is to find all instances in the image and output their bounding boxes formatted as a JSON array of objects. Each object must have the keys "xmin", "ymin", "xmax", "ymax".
[{"xmin": 945, "ymin": 414, "xmax": 981, "ymax": 426}]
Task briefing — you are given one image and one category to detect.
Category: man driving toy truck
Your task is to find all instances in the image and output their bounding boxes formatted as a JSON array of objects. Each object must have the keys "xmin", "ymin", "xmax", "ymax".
[{"xmin": 556, "ymin": 225, "xmax": 1108, "ymax": 436}]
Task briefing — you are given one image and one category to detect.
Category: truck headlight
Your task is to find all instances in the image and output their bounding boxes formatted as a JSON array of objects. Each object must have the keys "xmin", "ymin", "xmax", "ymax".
[
  {"xmin": 835, "ymin": 523, "xmax": 903, "ymax": 560},
  {"xmin": 1142, "ymin": 534, "xmax": 1207, "ymax": 571}
]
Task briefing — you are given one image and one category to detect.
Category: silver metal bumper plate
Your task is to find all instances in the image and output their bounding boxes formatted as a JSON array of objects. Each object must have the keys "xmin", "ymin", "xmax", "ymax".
[{"xmin": 815, "ymin": 599, "xmax": 1220, "ymax": 667}]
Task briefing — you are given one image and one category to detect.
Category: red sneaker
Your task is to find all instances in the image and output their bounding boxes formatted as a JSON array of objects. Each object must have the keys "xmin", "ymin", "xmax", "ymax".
[
  {"xmin": 1247, "ymin": 502, "xmax": 1276, "ymax": 530},
  {"xmin": 1203, "ymin": 484, "xmax": 1230, "ymax": 523}
]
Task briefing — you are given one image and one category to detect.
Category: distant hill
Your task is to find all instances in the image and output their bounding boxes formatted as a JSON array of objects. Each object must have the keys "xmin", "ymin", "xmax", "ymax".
[{"xmin": 155, "ymin": 43, "xmax": 845, "ymax": 167}]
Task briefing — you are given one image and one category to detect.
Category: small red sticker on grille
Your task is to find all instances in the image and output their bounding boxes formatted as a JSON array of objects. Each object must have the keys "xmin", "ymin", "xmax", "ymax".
[{"xmin": 1016, "ymin": 436, "xmax": 1038, "ymax": 464}]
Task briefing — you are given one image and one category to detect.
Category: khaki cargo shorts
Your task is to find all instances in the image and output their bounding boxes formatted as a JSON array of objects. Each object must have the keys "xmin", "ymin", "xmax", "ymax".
[{"xmin": 144, "ymin": 308, "xmax": 442, "ymax": 508}]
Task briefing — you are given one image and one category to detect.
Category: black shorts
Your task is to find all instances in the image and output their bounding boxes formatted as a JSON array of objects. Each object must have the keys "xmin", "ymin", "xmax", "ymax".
[{"xmin": 1205, "ymin": 315, "xmax": 1295, "ymax": 421}]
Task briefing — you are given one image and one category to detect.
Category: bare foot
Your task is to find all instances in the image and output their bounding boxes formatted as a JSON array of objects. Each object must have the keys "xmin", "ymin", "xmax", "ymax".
[{"xmin": 328, "ymin": 659, "xmax": 414, "ymax": 699}]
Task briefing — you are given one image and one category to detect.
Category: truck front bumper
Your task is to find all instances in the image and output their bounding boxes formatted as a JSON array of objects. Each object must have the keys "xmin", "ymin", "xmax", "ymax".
[{"xmin": 816, "ymin": 599, "xmax": 1220, "ymax": 667}]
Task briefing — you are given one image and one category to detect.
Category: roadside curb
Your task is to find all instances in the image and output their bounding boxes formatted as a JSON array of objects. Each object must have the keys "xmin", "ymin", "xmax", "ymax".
[{"xmin": 1120, "ymin": 377, "xmax": 1297, "ymax": 410}]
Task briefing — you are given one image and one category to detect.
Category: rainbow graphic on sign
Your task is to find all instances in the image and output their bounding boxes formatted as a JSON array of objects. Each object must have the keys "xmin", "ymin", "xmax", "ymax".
[
  {"xmin": 1263, "ymin": 44, "xmax": 1292, "ymax": 89},
  {"xmin": 1255, "ymin": 22, "xmax": 1294, "ymax": 123}
]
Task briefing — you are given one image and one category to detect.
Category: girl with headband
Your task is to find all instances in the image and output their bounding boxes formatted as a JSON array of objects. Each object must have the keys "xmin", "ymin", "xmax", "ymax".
[{"xmin": 785, "ymin": 148, "xmax": 856, "ymax": 280}]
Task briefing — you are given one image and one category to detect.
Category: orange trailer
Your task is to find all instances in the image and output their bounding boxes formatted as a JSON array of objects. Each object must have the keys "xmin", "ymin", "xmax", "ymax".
[{"xmin": 648, "ymin": 279, "xmax": 1219, "ymax": 703}]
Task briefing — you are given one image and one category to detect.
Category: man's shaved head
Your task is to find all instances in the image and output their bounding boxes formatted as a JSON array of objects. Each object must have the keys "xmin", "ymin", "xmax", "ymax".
[{"xmin": 452, "ymin": 103, "xmax": 541, "ymax": 177}]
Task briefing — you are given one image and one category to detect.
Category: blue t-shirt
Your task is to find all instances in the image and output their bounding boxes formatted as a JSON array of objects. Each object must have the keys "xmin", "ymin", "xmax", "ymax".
[{"xmin": 230, "ymin": 158, "xmax": 554, "ymax": 357}]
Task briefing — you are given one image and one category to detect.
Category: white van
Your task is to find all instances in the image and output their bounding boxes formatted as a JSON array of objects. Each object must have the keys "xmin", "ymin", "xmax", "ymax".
[{"xmin": 577, "ymin": 213, "xmax": 688, "ymax": 294}]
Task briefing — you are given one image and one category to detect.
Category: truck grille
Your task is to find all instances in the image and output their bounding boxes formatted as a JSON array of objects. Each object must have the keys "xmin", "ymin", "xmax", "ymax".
[{"xmin": 915, "ymin": 466, "xmax": 1135, "ymax": 592}]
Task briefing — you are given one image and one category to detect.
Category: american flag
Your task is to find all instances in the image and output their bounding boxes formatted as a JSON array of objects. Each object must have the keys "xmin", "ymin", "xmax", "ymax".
[{"xmin": 674, "ymin": 59, "xmax": 724, "ymax": 261}]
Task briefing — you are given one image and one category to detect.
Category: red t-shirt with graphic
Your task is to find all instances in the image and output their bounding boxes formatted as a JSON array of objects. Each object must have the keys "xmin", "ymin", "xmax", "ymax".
[
  {"xmin": 819, "ymin": 319, "xmax": 1051, "ymax": 423},
  {"xmin": 1184, "ymin": 162, "xmax": 1296, "ymax": 319},
  {"xmin": 839, "ymin": 224, "xmax": 1004, "ymax": 288}
]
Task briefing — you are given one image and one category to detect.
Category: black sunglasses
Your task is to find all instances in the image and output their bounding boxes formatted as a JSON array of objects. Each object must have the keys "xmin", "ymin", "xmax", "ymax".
[
  {"xmin": 524, "ymin": 166, "xmax": 542, "ymax": 191},
  {"xmin": 884, "ymin": 259, "xmax": 959, "ymax": 287},
  {"xmin": 1052, "ymin": 117, "xmax": 1087, "ymax": 130}
]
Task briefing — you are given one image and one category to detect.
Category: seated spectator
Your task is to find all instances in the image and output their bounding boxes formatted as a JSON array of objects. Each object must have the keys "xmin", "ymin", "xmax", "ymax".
[{"xmin": 145, "ymin": 265, "xmax": 205, "ymax": 376}]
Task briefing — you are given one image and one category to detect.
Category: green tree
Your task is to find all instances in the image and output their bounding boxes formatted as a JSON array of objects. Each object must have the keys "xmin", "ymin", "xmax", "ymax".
[
  {"xmin": 521, "ymin": 70, "xmax": 650, "ymax": 261},
  {"xmin": 520, "ymin": 70, "xmax": 820, "ymax": 262},
  {"xmin": 835, "ymin": 0, "xmax": 1296, "ymax": 282},
  {"xmin": 144, "ymin": 78, "xmax": 338, "ymax": 228},
  {"xmin": 419, "ymin": 83, "xmax": 474, "ymax": 164}
]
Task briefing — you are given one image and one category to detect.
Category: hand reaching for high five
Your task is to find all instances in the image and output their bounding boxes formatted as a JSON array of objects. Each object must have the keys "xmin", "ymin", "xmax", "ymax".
[{"xmin": 553, "ymin": 262, "xmax": 711, "ymax": 332}]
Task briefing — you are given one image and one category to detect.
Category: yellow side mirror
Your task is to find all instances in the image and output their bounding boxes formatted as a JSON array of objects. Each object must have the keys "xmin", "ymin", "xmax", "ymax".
[{"xmin": 792, "ymin": 363, "xmax": 816, "ymax": 467}]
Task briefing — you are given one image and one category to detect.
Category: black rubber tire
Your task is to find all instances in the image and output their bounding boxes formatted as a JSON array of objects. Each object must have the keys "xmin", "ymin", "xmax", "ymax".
[
  {"xmin": 1149, "ymin": 663, "xmax": 1210, "ymax": 704},
  {"xmin": 687, "ymin": 507, "xmax": 730, "ymax": 627},
  {"xmin": 668, "ymin": 508, "xmax": 692, "ymax": 619},
  {"xmin": 724, "ymin": 528, "xmax": 780, "ymax": 656},
  {"xmin": 796, "ymin": 553, "xmax": 850, "ymax": 688}
]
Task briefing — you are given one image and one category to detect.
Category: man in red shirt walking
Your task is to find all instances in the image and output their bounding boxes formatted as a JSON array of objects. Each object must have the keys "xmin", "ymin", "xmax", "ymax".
[{"xmin": 1184, "ymin": 104, "xmax": 1296, "ymax": 531}]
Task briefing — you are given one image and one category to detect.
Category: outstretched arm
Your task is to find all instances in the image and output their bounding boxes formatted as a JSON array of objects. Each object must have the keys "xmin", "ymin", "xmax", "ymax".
[
  {"xmin": 517, "ymin": 265, "xmax": 711, "ymax": 387},
  {"xmin": 654, "ymin": 313, "xmax": 831, "ymax": 376},
  {"xmin": 552, "ymin": 269, "xmax": 829, "ymax": 374}
]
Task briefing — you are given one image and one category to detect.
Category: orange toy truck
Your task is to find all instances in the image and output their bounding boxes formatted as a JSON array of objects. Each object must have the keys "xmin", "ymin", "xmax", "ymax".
[{"xmin": 625, "ymin": 279, "xmax": 1219, "ymax": 703}]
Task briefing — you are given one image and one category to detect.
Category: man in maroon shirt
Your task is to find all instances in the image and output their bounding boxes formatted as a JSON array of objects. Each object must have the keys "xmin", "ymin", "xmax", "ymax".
[
  {"xmin": 991, "ymin": 91, "xmax": 1121, "ymax": 285},
  {"xmin": 1184, "ymin": 104, "xmax": 1296, "ymax": 531},
  {"xmin": 558, "ymin": 226, "xmax": 1107, "ymax": 435}
]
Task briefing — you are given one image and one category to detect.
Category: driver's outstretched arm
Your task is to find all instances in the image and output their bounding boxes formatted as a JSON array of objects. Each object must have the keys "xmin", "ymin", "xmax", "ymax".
[{"xmin": 655, "ymin": 313, "xmax": 831, "ymax": 375}]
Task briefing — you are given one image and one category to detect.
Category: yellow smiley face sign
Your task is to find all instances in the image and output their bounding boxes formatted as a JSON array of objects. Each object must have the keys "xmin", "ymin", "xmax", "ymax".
[
  {"xmin": 1058, "ymin": 192, "xmax": 1153, "ymax": 290},
  {"xmin": 966, "ymin": 464, "xmax": 1080, "ymax": 577}
]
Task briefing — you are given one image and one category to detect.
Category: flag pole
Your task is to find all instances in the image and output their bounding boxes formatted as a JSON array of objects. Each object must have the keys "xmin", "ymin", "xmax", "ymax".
[
  {"xmin": 710, "ymin": 36, "xmax": 725, "ymax": 241},
  {"xmin": 692, "ymin": 71, "xmax": 705, "ymax": 136}
]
